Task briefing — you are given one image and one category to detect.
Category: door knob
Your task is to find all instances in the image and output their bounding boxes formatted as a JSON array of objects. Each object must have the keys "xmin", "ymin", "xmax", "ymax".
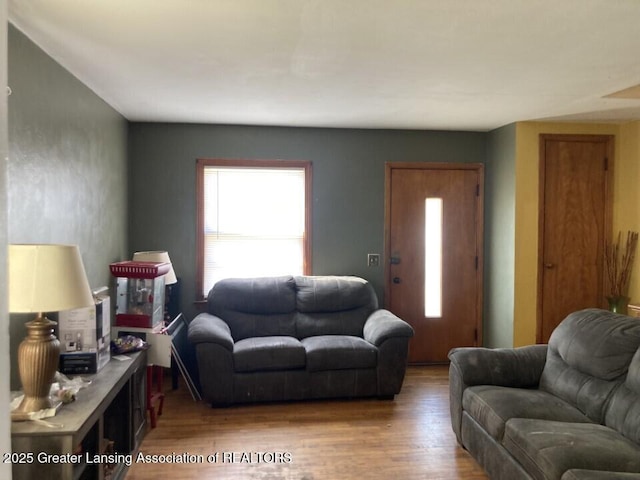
[
  {"xmin": 390, "ymin": 257, "xmax": 401, "ymax": 265},
  {"xmin": 393, "ymin": 277, "xmax": 401, "ymax": 284},
  {"xmin": 544, "ymin": 263, "xmax": 555, "ymax": 269}
]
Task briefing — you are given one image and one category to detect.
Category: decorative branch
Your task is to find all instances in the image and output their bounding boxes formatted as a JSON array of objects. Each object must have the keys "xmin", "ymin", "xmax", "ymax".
[{"xmin": 605, "ymin": 230, "xmax": 639, "ymax": 297}]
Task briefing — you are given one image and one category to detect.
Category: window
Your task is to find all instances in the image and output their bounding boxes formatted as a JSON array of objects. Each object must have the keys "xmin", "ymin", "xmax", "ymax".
[
  {"xmin": 196, "ymin": 159, "xmax": 312, "ymax": 298},
  {"xmin": 424, "ymin": 198, "xmax": 443, "ymax": 317}
]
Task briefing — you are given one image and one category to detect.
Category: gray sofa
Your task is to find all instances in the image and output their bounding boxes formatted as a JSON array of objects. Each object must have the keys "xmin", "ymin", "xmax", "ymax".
[
  {"xmin": 188, "ymin": 275, "xmax": 414, "ymax": 406},
  {"xmin": 448, "ymin": 308, "xmax": 640, "ymax": 480}
]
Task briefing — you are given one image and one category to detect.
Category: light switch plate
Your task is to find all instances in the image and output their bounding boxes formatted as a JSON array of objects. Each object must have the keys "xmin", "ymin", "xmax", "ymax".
[{"xmin": 367, "ymin": 254, "xmax": 380, "ymax": 267}]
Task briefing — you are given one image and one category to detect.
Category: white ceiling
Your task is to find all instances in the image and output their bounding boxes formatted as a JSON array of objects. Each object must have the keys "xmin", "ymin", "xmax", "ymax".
[{"xmin": 8, "ymin": 0, "xmax": 640, "ymax": 132}]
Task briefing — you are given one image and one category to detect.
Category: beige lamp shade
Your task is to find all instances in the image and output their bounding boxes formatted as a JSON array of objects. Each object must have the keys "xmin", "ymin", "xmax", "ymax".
[
  {"xmin": 9, "ymin": 244, "xmax": 95, "ymax": 416},
  {"xmin": 9, "ymin": 244, "xmax": 95, "ymax": 313},
  {"xmin": 132, "ymin": 250, "xmax": 178, "ymax": 284}
]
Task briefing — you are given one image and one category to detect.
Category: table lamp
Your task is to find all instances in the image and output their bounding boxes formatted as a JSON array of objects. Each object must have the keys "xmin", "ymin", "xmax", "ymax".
[
  {"xmin": 132, "ymin": 250, "xmax": 177, "ymax": 285},
  {"xmin": 9, "ymin": 244, "xmax": 94, "ymax": 416}
]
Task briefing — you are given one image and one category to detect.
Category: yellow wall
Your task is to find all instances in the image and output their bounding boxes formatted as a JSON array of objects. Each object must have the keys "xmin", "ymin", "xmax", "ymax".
[
  {"xmin": 616, "ymin": 122, "xmax": 640, "ymax": 298},
  {"xmin": 513, "ymin": 121, "xmax": 640, "ymax": 346}
]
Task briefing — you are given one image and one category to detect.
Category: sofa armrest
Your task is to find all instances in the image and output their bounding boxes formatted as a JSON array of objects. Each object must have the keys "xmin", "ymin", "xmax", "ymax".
[
  {"xmin": 188, "ymin": 313, "xmax": 234, "ymax": 351},
  {"xmin": 364, "ymin": 310, "xmax": 414, "ymax": 397},
  {"xmin": 448, "ymin": 344, "xmax": 547, "ymax": 443},
  {"xmin": 363, "ymin": 309, "xmax": 414, "ymax": 346},
  {"xmin": 448, "ymin": 344, "xmax": 548, "ymax": 388},
  {"xmin": 188, "ymin": 313, "xmax": 235, "ymax": 406}
]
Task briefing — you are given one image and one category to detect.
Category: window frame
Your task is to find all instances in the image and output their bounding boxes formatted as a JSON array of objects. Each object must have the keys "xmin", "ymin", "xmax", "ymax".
[{"xmin": 196, "ymin": 158, "xmax": 313, "ymax": 300}]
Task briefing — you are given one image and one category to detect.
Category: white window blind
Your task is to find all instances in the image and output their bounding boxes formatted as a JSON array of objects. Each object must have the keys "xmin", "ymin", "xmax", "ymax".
[{"xmin": 202, "ymin": 166, "xmax": 306, "ymax": 296}]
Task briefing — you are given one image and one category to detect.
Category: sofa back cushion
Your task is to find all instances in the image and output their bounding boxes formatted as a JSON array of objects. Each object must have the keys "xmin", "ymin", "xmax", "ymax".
[
  {"xmin": 294, "ymin": 276, "xmax": 378, "ymax": 339},
  {"xmin": 207, "ymin": 276, "xmax": 297, "ymax": 341},
  {"xmin": 604, "ymin": 347, "xmax": 640, "ymax": 443},
  {"xmin": 539, "ymin": 309, "xmax": 640, "ymax": 423}
]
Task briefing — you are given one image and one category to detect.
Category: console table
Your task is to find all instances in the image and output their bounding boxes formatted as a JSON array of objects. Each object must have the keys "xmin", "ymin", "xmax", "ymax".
[{"xmin": 11, "ymin": 350, "xmax": 147, "ymax": 480}]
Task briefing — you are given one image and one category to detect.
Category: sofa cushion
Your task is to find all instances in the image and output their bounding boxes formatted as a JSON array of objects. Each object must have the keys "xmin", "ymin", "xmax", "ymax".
[
  {"xmin": 627, "ymin": 347, "xmax": 640, "ymax": 394},
  {"xmin": 295, "ymin": 276, "xmax": 377, "ymax": 338},
  {"xmin": 463, "ymin": 385, "xmax": 592, "ymax": 441},
  {"xmin": 295, "ymin": 276, "xmax": 378, "ymax": 313},
  {"xmin": 562, "ymin": 470, "xmax": 640, "ymax": 480},
  {"xmin": 547, "ymin": 309, "xmax": 640, "ymax": 380},
  {"xmin": 208, "ymin": 276, "xmax": 297, "ymax": 341},
  {"xmin": 302, "ymin": 335, "xmax": 377, "ymax": 372},
  {"xmin": 296, "ymin": 311, "xmax": 372, "ymax": 339},
  {"xmin": 604, "ymin": 348, "xmax": 640, "ymax": 444},
  {"xmin": 539, "ymin": 309, "xmax": 640, "ymax": 422},
  {"xmin": 233, "ymin": 336, "xmax": 305, "ymax": 373},
  {"xmin": 503, "ymin": 419, "xmax": 640, "ymax": 480}
]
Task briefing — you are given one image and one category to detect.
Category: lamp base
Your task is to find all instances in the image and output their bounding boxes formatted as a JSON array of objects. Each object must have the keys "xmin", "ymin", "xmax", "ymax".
[
  {"xmin": 13, "ymin": 395, "xmax": 54, "ymax": 414},
  {"xmin": 11, "ymin": 400, "xmax": 62, "ymax": 422},
  {"xmin": 15, "ymin": 314, "xmax": 61, "ymax": 416}
]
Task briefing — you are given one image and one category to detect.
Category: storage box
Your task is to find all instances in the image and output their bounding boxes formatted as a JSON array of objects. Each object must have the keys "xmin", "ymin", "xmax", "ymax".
[
  {"xmin": 113, "ymin": 324, "xmax": 172, "ymax": 368},
  {"xmin": 56, "ymin": 292, "xmax": 111, "ymax": 374}
]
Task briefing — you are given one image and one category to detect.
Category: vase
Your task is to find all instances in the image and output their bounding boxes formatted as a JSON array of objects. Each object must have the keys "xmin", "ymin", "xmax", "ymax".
[{"xmin": 606, "ymin": 296, "xmax": 630, "ymax": 315}]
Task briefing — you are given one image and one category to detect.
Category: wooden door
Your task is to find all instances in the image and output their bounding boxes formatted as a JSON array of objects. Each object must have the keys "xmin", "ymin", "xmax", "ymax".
[
  {"xmin": 385, "ymin": 163, "xmax": 483, "ymax": 364},
  {"xmin": 538, "ymin": 134, "xmax": 613, "ymax": 343}
]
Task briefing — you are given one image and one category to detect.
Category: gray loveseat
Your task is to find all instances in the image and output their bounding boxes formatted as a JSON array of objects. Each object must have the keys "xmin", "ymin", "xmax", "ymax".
[
  {"xmin": 188, "ymin": 275, "xmax": 414, "ymax": 406},
  {"xmin": 449, "ymin": 308, "xmax": 640, "ymax": 480}
]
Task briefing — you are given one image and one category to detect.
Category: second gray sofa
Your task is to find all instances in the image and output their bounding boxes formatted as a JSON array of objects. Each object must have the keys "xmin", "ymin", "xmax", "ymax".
[
  {"xmin": 188, "ymin": 275, "xmax": 414, "ymax": 406},
  {"xmin": 449, "ymin": 308, "xmax": 640, "ymax": 480}
]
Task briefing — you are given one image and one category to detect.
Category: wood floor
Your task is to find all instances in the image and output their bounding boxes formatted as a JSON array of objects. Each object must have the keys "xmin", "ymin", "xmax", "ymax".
[{"xmin": 125, "ymin": 366, "xmax": 487, "ymax": 480}]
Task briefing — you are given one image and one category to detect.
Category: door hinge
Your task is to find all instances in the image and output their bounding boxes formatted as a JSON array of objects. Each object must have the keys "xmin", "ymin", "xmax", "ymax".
[
  {"xmin": 475, "ymin": 256, "xmax": 478, "ymax": 270},
  {"xmin": 476, "ymin": 183, "xmax": 480, "ymax": 196},
  {"xmin": 474, "ymin": 328, "xmax": 478, "ymax": 343},
  {"xmin": 604, "ymin": 157, "xmax": 609, "ymax": 171}
]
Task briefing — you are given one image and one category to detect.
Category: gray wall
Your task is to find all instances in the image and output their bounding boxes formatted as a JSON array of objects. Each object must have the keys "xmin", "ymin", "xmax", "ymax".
[
  {"xmin": 1, "ymin": 2, "xmax": 13, "ymax": 475},
  {"xmin": 5, "ymin": 23, "xmax": 505, "ymax": 400},
  {"xmin": 484, "ymin": 123, "xmax": 516, "ymax": 347},
  {"xmin": 7, "ymin": 25, "xmax": 129, "ymax": 389},
  {"xmin": 128, "ymin": 123, "xmax": 486, "ymax": 321}
]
